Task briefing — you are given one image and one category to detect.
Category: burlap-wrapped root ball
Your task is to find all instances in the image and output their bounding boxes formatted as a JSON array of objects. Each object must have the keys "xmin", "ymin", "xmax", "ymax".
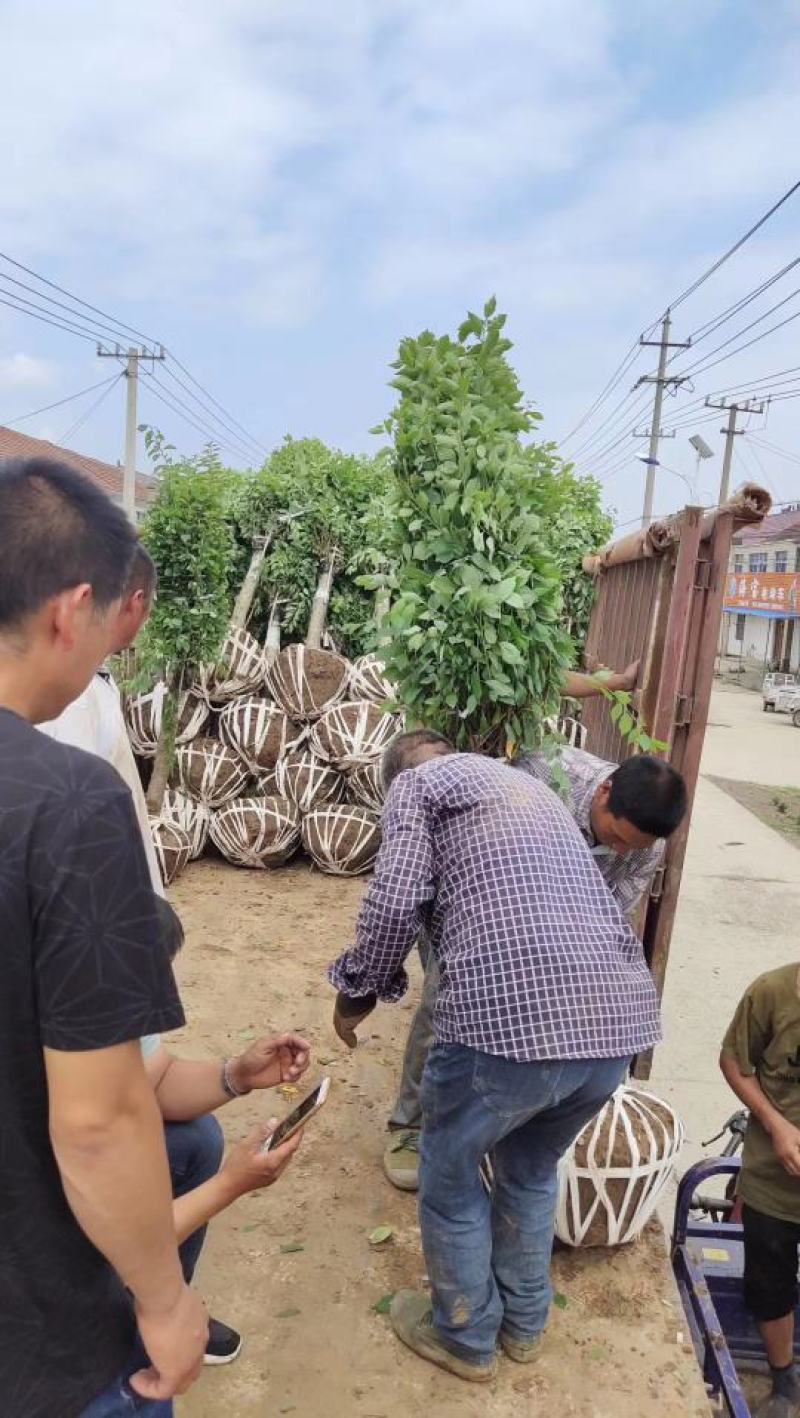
[
  {"xmin": 310, "ymin": 701, "xmax": 398, "ymax": 770},
  {"xmin": 219, "ymin": 698, "xmax": 306, "ymax": 774},
  {"xmin": 348, "ymin": 654, "xmax": 394, "ymax": 706},
  {"xmin": 176, "ymin": 738, "xmax": 251, "ymax": 809},
  {"xmin": 555, "ymin": 1086, "xmax": 685, "ymax": 1248},
  {"xmin": 267, "ymin": 645, "xmax": 349, "ymax": 722},
  {"xmin": 347, "ymin": 760, "xmax": 385, "ymax": 813},
  {"xmin": 275, "ymin": 751, "xmax": 344, "ymax": 814},
  {"xmin": 210, "ymin": 796, "xmax": 301, "ymax": 869},
  {"xmin": 125, "ymin": 683, "xmax": 209, "ymax": 758},
  {"xmin": 197, "ymin": 628, "xmax": 267, "ymax": 706},
  {"xmin": 302, "ymin": 804, "xmax": 382, "ymax": 876},
  {"xmin": 159, "ymin": 789, "xmax": 211, "ymax": 861},
  {"xmin": 149, "ymin": 818, "xmax": 192, "ymax": 887}
]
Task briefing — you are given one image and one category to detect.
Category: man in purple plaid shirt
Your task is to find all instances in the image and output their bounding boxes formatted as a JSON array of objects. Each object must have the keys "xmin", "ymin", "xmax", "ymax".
[{"xmin": 329, "ymin": 731, "xmax": 664, "ymax": 1383}]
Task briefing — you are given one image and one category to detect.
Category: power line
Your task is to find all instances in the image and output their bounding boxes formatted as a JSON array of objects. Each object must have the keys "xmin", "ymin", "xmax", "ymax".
[
  {"xmin": 59, "ymin": 372, "xmax": 124, "ymax": 446},
  {"xmin": 0, "ymin": 293, "xmax": 98, "ymax": 344},
  {"xmin": 159, "ymin": 363, "xmax": 267, "ymax": 460},
  {"xmin": 138, "ymin": 368, "xmax": 257, "ymax": 462},
  {"xmin": 676, "ymin": 284, "xmax": 800, "ymax": 381},
  {"xmin": 668, "ymin": 177, "xmax": 800, "ymax": 314},
  {"xmin": 163, "ymin": 352, "xmax": 268, "ymax": 458},
  {"xmin": 0, "ymin": 249, "xmax": 159, "ymax": 347},
  {"xmin": 685, "ymin": 256, "xmax": 800, "ymax": 345},
  {"xmin": 1, "ymin": 375, "xmax": 120, "ymax": 427},
  {"xmin": 750, "ymin": 434, "xmax": 800, "ymax": 468},
  {"xmin": 145, "ymin": 369, "xmax": 258, "ymax": 464},
  {"xmin": 0, "ymin": 272, "xmax": 146, "ymax": 349},
  {"xmin": 559, "ymin": 340, "xmax": 644, "ymax": 447}
]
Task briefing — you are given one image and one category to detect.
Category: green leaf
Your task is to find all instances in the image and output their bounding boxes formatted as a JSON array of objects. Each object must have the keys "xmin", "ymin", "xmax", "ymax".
[
  {"xmin": 553, "ymin": 1292, "xmax": 569, "ymax": 1310},
  {"xmin": 484, "ymin": 295, "xmax": 497, "ymax": 317},
  {"xmin": 369, "ymin": 1225, "xmax": 394, "ymax": 1245},
  {"xmin": 374, "ymin": 1293, "xmax": 395, "ymax": 1315},
  {"xmin": 619, "ymin": 711, "xmax": 633, "ymax": 737},
  {"xmin": 280, "ymin": 1243, "xmax": 304, "ymax": 1254},
  {"xmin": 276, "ymin": 1308, "xmax": 302, "ymax": 1319}
]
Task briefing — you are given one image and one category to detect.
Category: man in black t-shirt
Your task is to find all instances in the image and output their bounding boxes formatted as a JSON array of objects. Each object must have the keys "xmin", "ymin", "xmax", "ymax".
[{"xmin": 0, "ymin": 458, "xmax": 207, "ymax": 1418}]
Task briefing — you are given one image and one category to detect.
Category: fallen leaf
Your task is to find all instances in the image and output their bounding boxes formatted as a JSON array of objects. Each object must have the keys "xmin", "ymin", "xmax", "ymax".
[
  {"xmin": 553, "ymin": 1292, "xmax": 569, "ymax": 1310},
  {"xmin": 374, "ymin": 1293, "xmax": 395, "ymax": 1314},
  {"xmin": 241, "ymin": 1224, "xmax": 263, "ymax": 1233},
  {"xmin": 369, "ymin": 1225, "xmax": 393, "ymax": 1245},
  {"xmin": 276, "ymin": 1308, "xmax": 301, "ymax": 1319},
  {"xmin": 238, "ymin": 1028, "xmax": 256, "ymax": 1040},
  {"xmin": 278, "ymin": 1085, "xmax": 299, "ymax": 1100},
  {"xmin": 590, "ymin": 1345, "xmax": 608, "ymax": 1361},
  {"xmin": 280, "ymin": 1243, "xmax": 304, "ymax": 1254}
]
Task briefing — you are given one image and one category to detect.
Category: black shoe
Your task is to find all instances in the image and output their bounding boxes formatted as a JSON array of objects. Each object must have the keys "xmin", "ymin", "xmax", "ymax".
[{"xmin": 204, "ymin": 1317, "xmax": 243, "ymax": 1366}]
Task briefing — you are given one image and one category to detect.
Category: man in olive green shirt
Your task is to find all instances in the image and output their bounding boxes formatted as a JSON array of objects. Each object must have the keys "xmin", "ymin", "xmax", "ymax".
[{"xmin": 721, "ymin": 964, "xmax": 800, "ymax": 1417}]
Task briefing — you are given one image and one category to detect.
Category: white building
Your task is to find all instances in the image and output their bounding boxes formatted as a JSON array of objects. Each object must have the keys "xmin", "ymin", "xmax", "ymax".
[{"xmin": 722, "ymin": 506, "xmax": 800, "ymax": 673}]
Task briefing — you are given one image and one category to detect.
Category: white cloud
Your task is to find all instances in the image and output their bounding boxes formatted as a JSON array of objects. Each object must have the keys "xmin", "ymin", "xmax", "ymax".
[{"xmin": 0, "ymin": 353, "xmax": 55, "ymax": 393}]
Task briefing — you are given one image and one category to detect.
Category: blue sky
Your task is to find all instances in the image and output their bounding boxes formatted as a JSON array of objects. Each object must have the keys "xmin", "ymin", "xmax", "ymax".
[{"xmin": 1, "ymin": 0, "xmax": 799, "ymax": 531}]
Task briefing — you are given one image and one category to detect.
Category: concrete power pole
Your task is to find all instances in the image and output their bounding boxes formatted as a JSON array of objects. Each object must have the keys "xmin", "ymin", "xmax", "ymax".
[
  {"xmin": 633, "ymin": 311, "xmax": 691, "ymax": 528},
  {"xmin": 97, "ymin": 343, "xmax": 165, "ymax": 523},
  {"xmin": 704, "ymin": 397, "xmax": 766, "ymax": 505}
]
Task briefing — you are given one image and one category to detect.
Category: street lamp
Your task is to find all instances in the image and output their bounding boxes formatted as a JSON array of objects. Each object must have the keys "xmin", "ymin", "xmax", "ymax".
[{"xmin": 688, "ymin": 434, "xmax": 714, "ymax": 499}]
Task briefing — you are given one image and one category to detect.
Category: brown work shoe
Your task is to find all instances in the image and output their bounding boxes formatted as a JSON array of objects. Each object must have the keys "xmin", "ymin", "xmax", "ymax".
[
  {"xmin": 390, "ymin": 1290, "xmax": 497, "ymax": 1383},
  {"xmin": 383, "ymin": 1129, "xmax": 420, "ymax": 1191},
  {"xmin": 499, "ymin": 1328, "xmax": 543, "ymax": 1364}
]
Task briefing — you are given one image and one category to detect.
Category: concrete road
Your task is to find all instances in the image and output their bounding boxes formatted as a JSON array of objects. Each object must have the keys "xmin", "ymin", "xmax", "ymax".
[{"xmin": 650, "ymin": 681, "xmax": 800, "ymax": 1169}]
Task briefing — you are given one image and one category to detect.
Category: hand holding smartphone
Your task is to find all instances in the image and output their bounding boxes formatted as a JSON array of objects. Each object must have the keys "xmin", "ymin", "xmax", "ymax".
[{"xmin": 261, "ymin": 1077, "xmax": 330, "ymax": 1153}]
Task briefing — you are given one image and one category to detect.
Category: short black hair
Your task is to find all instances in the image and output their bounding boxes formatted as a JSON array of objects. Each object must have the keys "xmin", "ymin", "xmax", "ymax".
[
  {"xmin": 125, "ymin": 542, "xmax": 157, "ymax": 601},
  {"xmin": 606, "ymin": 755, "xmax": 687, "ymax": 839},
  {"xmin": 0, "ymin": 457, "xmax": 136, "ymax": 630},
  {"xmin": 382, "ymin": 728, "xmax": 454, "ymax": 790},
  {"xmin": 154, "ymin": 896, "xmax": 185, "ymax": 960}
]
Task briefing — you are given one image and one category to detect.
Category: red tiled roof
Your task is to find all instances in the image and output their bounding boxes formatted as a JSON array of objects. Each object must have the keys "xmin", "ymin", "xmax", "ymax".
[
  {"xmin": 0, "ymin": 425, "xmax": 155, "ymax": 508},
  {"xmin": 736, "ymin": 507, "xmax": 800, "ymax": 544}
]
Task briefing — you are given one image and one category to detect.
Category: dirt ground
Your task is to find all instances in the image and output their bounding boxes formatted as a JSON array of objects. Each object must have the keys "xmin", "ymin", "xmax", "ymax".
[
  {"xmin": 169, "ymin": 859, "xmax": 711, "ymax": 1418},
  {"xmin": 709, "ymin": 775, "xmax": 800, "ymax": 849}
]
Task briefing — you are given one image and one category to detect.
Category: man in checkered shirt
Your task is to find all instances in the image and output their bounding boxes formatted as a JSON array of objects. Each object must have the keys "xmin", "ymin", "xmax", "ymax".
[
  {"xmin": 382, "ymin": 744, "xmax": 687, "ymax": 1194},
  {"xmin": 329, "ymin": 732, "xmax": 679, "ymax": 1383}
]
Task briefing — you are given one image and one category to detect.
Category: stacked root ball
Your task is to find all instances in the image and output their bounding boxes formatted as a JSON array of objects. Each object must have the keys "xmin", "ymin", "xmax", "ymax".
[{"xmin": 128, "ymin": 638, "xmax": 397, "ymax": 883}]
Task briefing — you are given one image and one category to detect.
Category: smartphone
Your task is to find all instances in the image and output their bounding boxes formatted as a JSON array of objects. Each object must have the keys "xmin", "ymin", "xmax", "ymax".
[{"xmin": 263, "ymin": 1076, "xmax": 330, "ymax": 1153}]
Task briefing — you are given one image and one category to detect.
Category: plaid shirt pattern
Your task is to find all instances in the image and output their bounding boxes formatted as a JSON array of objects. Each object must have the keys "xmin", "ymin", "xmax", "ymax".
[
  {"xmin": 329, "ymin": 754, "xmax": 661, "ymax": 1063},
  {"xmin": 515, "ymin": 746, "xmax": 664, "ymax": 918}
]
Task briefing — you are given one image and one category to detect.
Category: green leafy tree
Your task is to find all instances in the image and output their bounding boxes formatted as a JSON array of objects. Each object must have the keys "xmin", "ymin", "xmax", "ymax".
[
  {"xmin": 368, "ymin": 300, "xmax": 572, "ymax": 755},
  {"xmin": 231, "ymin": 437, "xmax": 389, "ymax": 656},
  {"xmin": 522, "ymin": 448, "xmax": 613, "ymax": 651},
  {"xmin": 138, "ymin": 431, "xmax": 234, "ymax": 811}
]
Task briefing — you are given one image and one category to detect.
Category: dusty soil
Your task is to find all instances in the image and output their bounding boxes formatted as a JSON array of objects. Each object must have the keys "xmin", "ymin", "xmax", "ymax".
[
  {"xmin": 709, "ymin": 776, "xmax": 800, "ymax": 850},
  {"xmin": 170, "ymin": 859, "xmax": 711, "ymax": 1418}
]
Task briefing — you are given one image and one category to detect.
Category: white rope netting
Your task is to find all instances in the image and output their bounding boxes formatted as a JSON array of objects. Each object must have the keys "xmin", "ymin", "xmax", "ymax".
[
  {"xmin": 310, "ymin": 701, "xmax": 398, "ymax": 770},
  {"xmin": 346, "ymin": 760, "xmax": 385, "ymax": 813},
  {"xmin": 149, "ymin": 818, "xmax": 192, "ymax": 887},
  {"xmin": 160, "ymin": 789, "xmax": 211, "ymax": 860},
  {"xmin": 254, "ymin": 768, "xmax": 280, "ymax": 798},
  {"xmin": 219, "ymin": 698, "xmax": 306, "ymax": 773},
  {"xmin": 209, "ymin": 795, "xmax": 301, "ymax": 869},
  {"xmin": 176, "ymin": 738, "xmax": 252, "ymax": 808},
  {"xmin": 348, "ymin": 654, "xmax": 394, "ymax": 706},
  {"xmin": 266, "ymin": 645, "xmax": 350, "ymax": 722},
  {"xmin": 275, "ymin": 751, "xmax": 344, "ymax": 813},
  {"xmin": 555, "ymin": 1085, "xmax": 685, "ymax": 1248},
  {"xmin": 125, "ymin": 683, "xmax": 209, "ymax": 758},
  {"xmin": 197, "ymin": 628, "xmax": 267, "ymax": 706},
  {"xmin": 302, "ymin": 804, "xmax": 382, "ymax": 876}
]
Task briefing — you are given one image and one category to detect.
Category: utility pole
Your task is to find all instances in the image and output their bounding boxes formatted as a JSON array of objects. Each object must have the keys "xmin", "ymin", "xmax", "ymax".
[
  {"xmin": 704, "ymin": 396, "xmax": 766, "ymax": 505},
  {"xmin": 97, "ymin": 343, "xmax": 165, "ymax": 522},
  {"xmin": 633, "ymin": 311, "xmax": 691, "ymax": 528}
]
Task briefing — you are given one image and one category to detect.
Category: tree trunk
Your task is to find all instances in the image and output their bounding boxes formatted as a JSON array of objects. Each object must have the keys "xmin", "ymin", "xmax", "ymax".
[
  {"xmin": 305, "ymin": 550, "xmax": 337, "ymax": 649},
  {"xmin": 374, "ymin": 587, "xmax": 391, "ymax": 650},
  {"xmin": 230, "ymin": 534, "xmax": 272, "ymax": 631},
  {"xmin": 264, "ymin": 598, "xmax": 283, "ymax": 669},
  {"xmin": 146, "ymin": 668, "xmax": 182, "ymax": 815}
]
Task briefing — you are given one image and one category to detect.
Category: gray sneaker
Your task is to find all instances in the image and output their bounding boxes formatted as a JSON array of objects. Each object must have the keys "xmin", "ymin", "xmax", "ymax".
[
  {"xmin": 390, "ymin": 1290, "xmax": 497, "ymax": 1383},
  {"xmin": 383, "ymin": 1129, "xmax": 420, "ymax": 1191},
  {"xmin": 499, "ymin": 1328, "xmax": 543, "ymax": 1364}
]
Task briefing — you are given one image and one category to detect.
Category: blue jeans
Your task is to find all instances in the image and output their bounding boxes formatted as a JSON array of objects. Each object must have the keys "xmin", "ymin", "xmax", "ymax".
[
  {"xmin": 165, "ymin": 1114, "xmax": 225, "ymax": 1282},
  {"xmin": 79, "ymin": 1343, "xmax": 172, "ymax": 1417},
  {"xmin": 79, "ymin": 1116, "xmax": 224, "ymax": 1417},
  {"xmin": 419, "ymin": 1044, "xmax": 629, "ymax": 1362}
]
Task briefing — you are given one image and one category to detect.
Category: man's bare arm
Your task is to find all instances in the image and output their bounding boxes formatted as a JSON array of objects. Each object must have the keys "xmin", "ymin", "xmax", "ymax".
[
  {"xmin": 46, "ymin": 1040, "xmax": 207, "ymax": 1398},
  {"xmin": 562, "ymin": 661, "xmax": 640, "ymax": 700},
  {"xmin": 720, "ymin": 1050, "xmax": 800, "ymax": 1178}
]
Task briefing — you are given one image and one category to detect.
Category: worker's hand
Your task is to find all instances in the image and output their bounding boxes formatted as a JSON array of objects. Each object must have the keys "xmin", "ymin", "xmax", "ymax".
[
  {"xmin": 229, "ymin": 1033, "xmax": 311, "ymax": 1092},
  {"xmin": 333, "ymin": 991, "xmax": 377, "ymax": 1048},
  {"xmin": 131, "ymin": 1282, "xmax": 208, "ymax": 1400},
  {"xmin": 769, "ymin": 1119, "xmax": 800, "ymax": 1177},
  {"xmin": 614, "ymin": 659, "xmax": 641, "ymax": 693},
  {"xmin": 221, "ymin": 1121, "xmax": 303, "ymax": 1200}
]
